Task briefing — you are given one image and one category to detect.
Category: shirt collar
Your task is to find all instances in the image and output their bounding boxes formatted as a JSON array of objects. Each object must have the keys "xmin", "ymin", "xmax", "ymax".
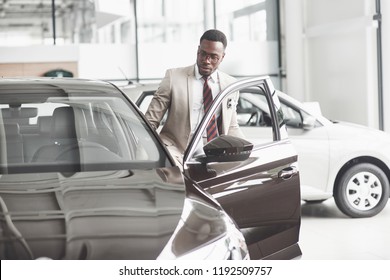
[{"xmin": 195, "ymin": 64, "xmax": 218, "ymax": 83}]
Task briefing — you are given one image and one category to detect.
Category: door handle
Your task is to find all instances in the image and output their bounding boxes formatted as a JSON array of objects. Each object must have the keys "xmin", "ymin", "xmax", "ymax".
[{"xmin": 278, "ymin": 166, "xmax": 298, "ymax": 180}]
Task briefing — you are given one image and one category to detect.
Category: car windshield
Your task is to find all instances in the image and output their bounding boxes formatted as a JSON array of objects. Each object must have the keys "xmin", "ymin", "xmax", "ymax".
[{"xmin": 0, "ymin": 86, "xmax": 170, "ymax": 174}]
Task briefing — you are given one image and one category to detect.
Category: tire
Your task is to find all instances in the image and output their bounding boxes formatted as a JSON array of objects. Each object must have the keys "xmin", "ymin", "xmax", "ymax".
[{"xmin": 334, "ymin": 163, "xmax": 390, "ymax": 218}]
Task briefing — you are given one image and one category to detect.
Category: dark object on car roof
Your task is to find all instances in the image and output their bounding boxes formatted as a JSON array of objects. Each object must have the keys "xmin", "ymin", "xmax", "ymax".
[{"xmin": 43, "ymin": 69, "xmax": 74, "ymax": 78}]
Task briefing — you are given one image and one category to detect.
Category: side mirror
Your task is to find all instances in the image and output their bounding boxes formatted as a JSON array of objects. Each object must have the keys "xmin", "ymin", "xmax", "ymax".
[
  {"xmin": 202, "ymin": 135, "xmax": 253, "ymax": 163},
  {"xmin": 302, "ymin": 116, "xmax": 316, "ymax": 130}
]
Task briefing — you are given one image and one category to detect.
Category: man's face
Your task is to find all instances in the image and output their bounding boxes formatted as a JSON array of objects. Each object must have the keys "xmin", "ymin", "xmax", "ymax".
[{"xmin": 196, "ymin": 39, "xmax": 225, "ymax": 76}]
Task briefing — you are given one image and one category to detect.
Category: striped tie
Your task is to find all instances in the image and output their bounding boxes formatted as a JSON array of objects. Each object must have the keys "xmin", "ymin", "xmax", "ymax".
[{"xmin": 203, "ymin": 76, "xmax": 218, "ymax": 142}]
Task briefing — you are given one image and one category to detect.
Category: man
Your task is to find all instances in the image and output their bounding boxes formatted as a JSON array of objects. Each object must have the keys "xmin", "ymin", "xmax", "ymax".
[{"xmin": 145, "ymin": 29, "xmax": 244, "ymax": 163}]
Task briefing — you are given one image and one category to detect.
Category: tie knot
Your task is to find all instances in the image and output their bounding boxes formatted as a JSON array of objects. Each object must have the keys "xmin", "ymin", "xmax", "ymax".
[{"xmin": 202, "ymin": 75, "xmax": 209, "ymax": 82}]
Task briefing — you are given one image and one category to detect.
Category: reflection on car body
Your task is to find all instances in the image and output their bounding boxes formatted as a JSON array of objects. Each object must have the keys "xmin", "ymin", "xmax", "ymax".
[{"xmin": 0, "ymin": 77, "xmax": 301, "ymax": 260}]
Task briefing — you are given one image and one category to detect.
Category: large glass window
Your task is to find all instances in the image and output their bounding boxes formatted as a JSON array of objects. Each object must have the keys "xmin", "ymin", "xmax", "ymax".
[
  {"xmin": 136, "ymin": 0, "xmax": 204, "ymax": 43},
  {"xmin": 215, "ymin": 0, "xmax": 280, "ymax": 86},
  {"xmin": 0, "ymin": 0, "xmax": 281, "ymax": 84},
  {"xmin": 135, "ymin": 0, "xmax": 206, "ymax": 80},
  {"xmin": 0, "ymin": 0, "xmax": 97, "ymax": 45},
  {"xmin": 216, "ymin": 0, "xmax": 269, "ymax": 42}
]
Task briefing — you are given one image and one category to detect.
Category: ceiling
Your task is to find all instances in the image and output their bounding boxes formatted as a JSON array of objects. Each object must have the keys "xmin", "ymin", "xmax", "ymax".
[{"xmin": 0, "ymin": 0, "xmax": 96, "ymax": 42}]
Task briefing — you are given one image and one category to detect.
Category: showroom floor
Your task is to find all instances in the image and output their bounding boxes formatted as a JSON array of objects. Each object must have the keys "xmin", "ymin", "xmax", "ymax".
[{"xmin": 299, "ymin": 198, "xmax": 390, "ymax": 260}]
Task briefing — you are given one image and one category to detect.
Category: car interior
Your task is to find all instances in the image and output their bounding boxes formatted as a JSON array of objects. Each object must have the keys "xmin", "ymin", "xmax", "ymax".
[{"xmin": 0, "ymin": 96, "xmax": 168, "ymax": 174}]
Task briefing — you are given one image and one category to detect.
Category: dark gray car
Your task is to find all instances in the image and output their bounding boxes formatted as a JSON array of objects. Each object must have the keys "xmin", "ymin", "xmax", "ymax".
[{"xmin": 0, "ymin": 77, "xmax": 301, "ymax": 260}]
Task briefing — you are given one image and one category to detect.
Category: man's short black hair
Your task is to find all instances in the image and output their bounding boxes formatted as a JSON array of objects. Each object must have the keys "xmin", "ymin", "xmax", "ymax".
[{"xmin": 200, "ymin": 29, "xmax": 227, "ymax": 49}]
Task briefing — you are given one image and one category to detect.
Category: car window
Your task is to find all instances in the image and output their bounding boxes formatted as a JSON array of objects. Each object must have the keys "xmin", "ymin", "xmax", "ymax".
[
  {"xmin": 237, "ymin": 92, "xmax": 271, "ymax": 127},
  {"xmin": 0, "ymin": 92, "xmax": 170, "ymax": 174},
  {"xmin": 281, "ymin": 100, "xmax": 322, "ymax": 129},
  {"xmin": 234, "ymin": 87, "xmax": 277, "ymax": 146},
  {"xmin": 135, "ymin": 91, "xmax": 167, "ymax": 128},
  {"xmin": 237, "ymin": 90, "xmax": 321, "ymax": 130},
  {"xmin": 138, "ymin": 94, "xmax": 153, "ymax": 113},
  {"xmin": 184, "ymin": 84, "xmax": 282, "ymax": 163},
  {"xmin": 280, "ymin": 102, "xmax": 303, "ymax": 128},
  {"xmin": 130, "ymin": 84, "xmax": 283, "ymax": 151},
  {"xmin": 135, "ymin": 91, "xmax": 156, "ymax": 113}
]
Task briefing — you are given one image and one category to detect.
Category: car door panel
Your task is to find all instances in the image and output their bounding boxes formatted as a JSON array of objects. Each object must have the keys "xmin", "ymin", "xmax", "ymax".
[
  {"xmin": 187, "ymin": 143, "xmax": 300, "ymax": 228},
  {"xmin": 284, "ymin": 126, "xmax": 330, "ymax": 198},
  {"xmin": 183, "ymin": 77, "xmax": 301, "ymax": 259}
]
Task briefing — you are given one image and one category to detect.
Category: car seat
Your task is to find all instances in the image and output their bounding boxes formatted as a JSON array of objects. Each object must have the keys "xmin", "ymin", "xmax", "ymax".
[{"xmin": 32, "ymin": 107, "xmax": 80, "ymax": 163}]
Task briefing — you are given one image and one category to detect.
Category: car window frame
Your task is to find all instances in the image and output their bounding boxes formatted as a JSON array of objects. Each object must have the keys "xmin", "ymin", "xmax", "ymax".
[{"xmin": 183, "ymin": 76, "xmax": 283, "ymax": 163}]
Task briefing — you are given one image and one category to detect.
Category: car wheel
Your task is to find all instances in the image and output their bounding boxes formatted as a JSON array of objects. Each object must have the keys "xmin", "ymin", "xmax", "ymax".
[{"xmin": 334, "ymin": 163, "xmax": 390, "ymax": 218}]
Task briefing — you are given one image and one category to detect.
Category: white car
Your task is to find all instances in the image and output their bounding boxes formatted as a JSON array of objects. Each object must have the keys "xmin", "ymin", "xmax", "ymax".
[{"xmin": 121, "ymin": 80, "xmax": 390, "ymax": 218}]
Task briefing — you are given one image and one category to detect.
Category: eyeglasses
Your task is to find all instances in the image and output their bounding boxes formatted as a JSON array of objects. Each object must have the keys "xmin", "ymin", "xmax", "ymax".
[{"xmin": 198, "ymin": 50, "xmax": 220, "ymax": 63}]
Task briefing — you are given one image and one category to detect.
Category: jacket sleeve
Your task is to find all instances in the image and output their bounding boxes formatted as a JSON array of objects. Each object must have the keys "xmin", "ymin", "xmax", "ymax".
[{"xmin": 144, "ymin": 70, "xmax": 172, "ymax": 130}]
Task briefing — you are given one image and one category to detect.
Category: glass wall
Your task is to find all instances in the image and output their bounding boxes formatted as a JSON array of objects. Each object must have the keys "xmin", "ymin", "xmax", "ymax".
[
  {"xmin": 134, "ymin": 0, "xmax": 206, "ymax": 80},
  {"xmin": 0, "ymin": 0, "xmax": 280, "ymax": 84},
  {"xmin": 136, "ymin": 0, "xmax": 205, "ymax": 43},
  {"xmin": 134, "ymin": 0, "xmax": 280, "ymax": 84},
  {"xmin": 0, "ymin": 0, "xmax": 97, "ymax": 45},
  {"xmin": 215, "ymin": 0, "xmax": 280, "ymax": 86},
  {"xmin": 216, "ymin": 0, "xmax": 269, "ymax": 42}
]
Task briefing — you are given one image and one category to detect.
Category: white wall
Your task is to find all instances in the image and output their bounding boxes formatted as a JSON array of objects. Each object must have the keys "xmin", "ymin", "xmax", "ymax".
[
  {"xmin": 283, "ymin": 0, "xmax": 381, "ymax": 129},
  {"xmin": 382, "ymin": 0, "xmax": 390, "ymax": 132},
  {"xmin": 221, "ymin": 41, "xmax": 279, "ymax": 77},
  {"xmin": 0, "ymin": 45, "xmax": 79, "ymax": 63},
  {"xmin": 0, "ymin": 44, "xmax": 135, "ymax": 80},
  {"xmin": 137, "ymin": 43, "xmax": 196, "ymax": 79},
  {"xmin": 78, "ymin": 44, "xmax": 136, "ymax": 80},
  {"xmin": 283, "ymin": 0, "xmax": 305, "ymax": 101}
]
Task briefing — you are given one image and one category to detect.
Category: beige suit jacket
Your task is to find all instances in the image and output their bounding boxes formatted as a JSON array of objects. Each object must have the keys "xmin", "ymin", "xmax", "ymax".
[{"xmin": 145, "ymin": 64, "xmax": 244, "ymax": 154}]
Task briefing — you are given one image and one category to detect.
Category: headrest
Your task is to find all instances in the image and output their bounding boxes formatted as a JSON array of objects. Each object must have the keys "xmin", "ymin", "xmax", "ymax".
[
  {"xmin": 38, "ymin": 116, "xmax": 52, "ymax": 135},
  {"xmin": 51, "ymin": 107, "xmax": 77, "ymax": 139}
]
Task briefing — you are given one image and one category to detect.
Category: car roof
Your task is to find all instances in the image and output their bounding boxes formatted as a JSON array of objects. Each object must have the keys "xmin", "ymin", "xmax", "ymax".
[{"xmin": 0, "ymin": 77, "xmax": 119, "ymax": 93}]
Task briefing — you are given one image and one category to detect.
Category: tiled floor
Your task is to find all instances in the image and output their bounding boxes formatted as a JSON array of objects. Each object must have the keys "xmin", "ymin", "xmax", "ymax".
[{"xmin": 299, "ymin": 198, "xmax": 390, "ymax": 260}]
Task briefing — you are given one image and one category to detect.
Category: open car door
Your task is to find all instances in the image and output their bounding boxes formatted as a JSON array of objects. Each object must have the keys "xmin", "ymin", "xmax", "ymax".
[{"xmin": 183, "ymin": 76, "xmax": 301, "ymax": 260}]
